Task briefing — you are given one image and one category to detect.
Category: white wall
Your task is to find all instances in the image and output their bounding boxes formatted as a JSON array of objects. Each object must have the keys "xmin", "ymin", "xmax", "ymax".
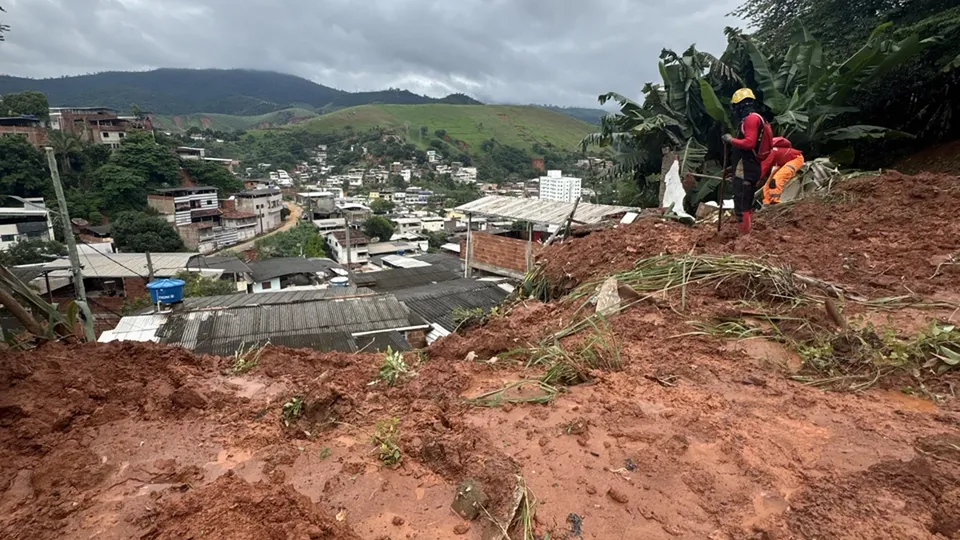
[{"xmin": 252, "ymin": 278, "xmax": 281, "ymax": 293}]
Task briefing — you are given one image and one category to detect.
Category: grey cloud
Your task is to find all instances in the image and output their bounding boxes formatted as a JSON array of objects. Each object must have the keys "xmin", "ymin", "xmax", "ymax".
[{"xmin": 1, "ymin": 0, "xmax": 744, "ymax": 106}]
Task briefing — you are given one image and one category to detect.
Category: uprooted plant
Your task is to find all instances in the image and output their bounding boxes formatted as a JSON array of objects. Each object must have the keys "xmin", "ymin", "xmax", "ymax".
[
  {"xmin": 372, "ymin": 346, "xmax": 414, "ymax": 386},
  {"xmin": 452, "ymin": 306, "xmax": 489, "ymax": 331},
  {"xmin": 372, "ymin": 417, "xmax": 401, "ymax": 466},
  {"xmin": 534, "ymin": 320, "xmax": 623, "ymax": 386},
  {"xmin": 229, "ymin": 340, "xmax": 269, "ymax": 375},
  {"xmin": 793, "ymin": 322, "xmax": 960, "ymax": 393},
  {"xmin": 282, "ymin": 396, "xmax": 305, "ymax": 427}
]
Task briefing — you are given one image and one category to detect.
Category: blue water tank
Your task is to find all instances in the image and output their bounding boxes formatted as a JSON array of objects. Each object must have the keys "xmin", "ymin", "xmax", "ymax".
[{"xmin": 146, "ymin": 278, "xmax": 186, "ymax": 304}]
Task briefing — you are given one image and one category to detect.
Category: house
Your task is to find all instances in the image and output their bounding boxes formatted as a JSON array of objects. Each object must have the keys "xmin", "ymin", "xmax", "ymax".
[
  {"xmin": 420, "ymin": 216, "xmax": 446, "ymax": 232},
  {"xmin": 185, "ymin": 255, "xmax": 253, "ymax": 293},
  {"xmin": 244, "ymin": 179, "xmax": 271, "ymax": 190},
  {"xmin": 245, "ymin": 257, "xmax": 339, "ymax": 293},
  {"xmin": 176, "ymin": 146, "xmax": 206, "ymax": 160},
  {"xmin": 48, "ymin": 107, "xmax": 149, "ymax": 149},
  {"xmin": 297, "ymin": 191, "xmax": 338, "ymax": 219},
  {"xmin": 368, "ymin": 241, "xmax": 423, "ymax": 258},
  {"xmin": 313, "ymin": 218, "xmax": 346, "ymax": 235},
  {"xmin": 71, "ymin": 220, "xmax": 113, "ymax": 245},
  {"xmin": 148, "ymin": 186, "xmax": 221, "ymax": 227},
  {"xmin": 326, "ymin": 230, "xmax": 370, "ymax": 266},
  {"xmin": 99, "ymin": 288, "xmax": 430, "ymax": 354},
  {"xmin": 235, "ymin": 188, "xmax": 284, "ymax": 234},
  {"xmin": 0, "ymin": 115, "xmax": 48, "ymax": 148},
  {"xmin": 220, "ymin": 210, "xmax": 259, "ymax": 242},
  {"xmin": 352, "ymin": 266, "xmax": 460, "ymax": 292},
  {"xmin": 392, "ymin": 217, "xmax": 423, "ymax": 235},
  {"xmin": 0, "ymin": 198, "xmax": 55, "ymax": 251}
]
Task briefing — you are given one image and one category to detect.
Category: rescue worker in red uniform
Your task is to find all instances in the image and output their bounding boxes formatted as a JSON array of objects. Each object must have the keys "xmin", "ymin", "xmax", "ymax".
[
  {"xmin": 722, "ymin": 88, "xmax": 773, "ymax": 234},
  {"xmin": 761, "ymin": 137, "xmax": 804, "ymax": 205}
]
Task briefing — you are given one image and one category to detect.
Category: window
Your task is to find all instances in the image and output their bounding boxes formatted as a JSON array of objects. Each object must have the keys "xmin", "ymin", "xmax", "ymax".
[
  {"xmin": 102, "ymin": 132, "xmax": 110, "ymax": 138},
  {"xmin": 1, "ymin": 234, "xmax": 16, "ymax": 242},
  {"xmin": 119, "ymin": 132, "xmax": 125, "ymax": 138},
  {"xmin": 261, "ymin": 281, "xmax": 272, "ymax": 290}
]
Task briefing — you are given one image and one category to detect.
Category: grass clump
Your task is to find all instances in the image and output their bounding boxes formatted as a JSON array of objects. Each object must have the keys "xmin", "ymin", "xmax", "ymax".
[
  {"xmin": 282, "ymin": 396, "xmax": 304, "ymax": 427},
  {"xmin": 532, "ymin": 320, "xmax": 622, "ymax": 386},
  {"xmin": 466, "ymin": 380, "xmax": 560, "ymax": 407},
  {"xmin": 372, "ymin": 417, "xmax": 401, "ymax": 466},
  {"xmin": 452, "ymin": 306, "xmax": 489, "ymax": 330}
]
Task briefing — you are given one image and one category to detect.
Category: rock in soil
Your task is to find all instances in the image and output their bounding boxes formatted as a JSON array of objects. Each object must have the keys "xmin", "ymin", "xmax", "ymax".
[
  {"xmin": 451, "ymin": 478, "xmax": 488, "ymax": 521},
  {"xmin": 607, "ymin": 487, "xmax": 629, "ymax": 504}
]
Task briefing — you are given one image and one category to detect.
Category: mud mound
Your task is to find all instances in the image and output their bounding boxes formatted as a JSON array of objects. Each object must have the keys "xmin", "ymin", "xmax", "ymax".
[
  {"xmin": 0, "ymin": 342, "xmax": 223, "ymax": 452},
  {"xmin": 786, "ymin": 453, "xmax": 960, "ymax": 539},
  {"xmin": 139, "ymin": 472, "xmax": 362, "ymax": 540},
  {"xmin": 537, "ymin": 171, "xmax": 960, "ymax": 298}
]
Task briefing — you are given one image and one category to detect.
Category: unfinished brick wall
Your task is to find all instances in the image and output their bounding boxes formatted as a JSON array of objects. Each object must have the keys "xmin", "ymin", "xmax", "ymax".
[
  {"xmin": 123, "ymin": 277, "xmax": 150, "ymax": 300},
  {"xmin": 461, "ymin": 232, "xmax": 541, "ymax": 276}
]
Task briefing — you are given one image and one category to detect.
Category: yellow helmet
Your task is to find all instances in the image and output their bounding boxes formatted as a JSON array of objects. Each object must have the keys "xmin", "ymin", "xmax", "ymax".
[{"xmin": 731, "ymin": 88, "xmax": 756, "ymax": 104}]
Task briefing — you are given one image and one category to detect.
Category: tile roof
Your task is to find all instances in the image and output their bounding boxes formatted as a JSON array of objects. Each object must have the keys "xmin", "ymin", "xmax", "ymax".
[
  {"xmin": 327, "ymin": 230, "xmax": 371, "ymax": 246},
  {"xmin": 177, "ymin": 287, "xmax": 373, "ymax": 310},
  {"xmin": 221, "ymin": 210, "xmax": 257, "ymax": 219}
]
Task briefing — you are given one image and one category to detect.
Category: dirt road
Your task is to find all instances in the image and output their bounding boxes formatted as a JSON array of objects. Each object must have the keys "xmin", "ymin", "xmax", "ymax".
[
  {"xmin": 215, "ymin": 201, "xmax": 303, "ymax": 254},
  {"xmin": 2, "ymin": 171, "xmax": 960, "ymax": 539}
]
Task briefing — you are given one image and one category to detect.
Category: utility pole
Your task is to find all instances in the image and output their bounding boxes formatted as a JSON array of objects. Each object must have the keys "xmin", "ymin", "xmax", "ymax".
[
  {"xmin": 146, "ymin": 252, "xmax": 155, "ymax": 281},
  {"xmin": 45, "ymin": 148, "xmax": 96, "ymax": 342},
  {"xmin": 344, "ymin": 211, "xmax": 352, "ymax": 271}
]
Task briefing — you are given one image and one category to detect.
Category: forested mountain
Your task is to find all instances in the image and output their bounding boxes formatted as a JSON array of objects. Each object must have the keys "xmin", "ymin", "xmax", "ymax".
[{"xmin": 0, "ymin": 69, "xmax": 482, "ymax": 115}]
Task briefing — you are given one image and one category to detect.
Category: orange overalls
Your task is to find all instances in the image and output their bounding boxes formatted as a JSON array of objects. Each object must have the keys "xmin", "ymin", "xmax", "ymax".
[{"xmin": 761, "ymin": 137, "xmax": 804, "ymax": 205}]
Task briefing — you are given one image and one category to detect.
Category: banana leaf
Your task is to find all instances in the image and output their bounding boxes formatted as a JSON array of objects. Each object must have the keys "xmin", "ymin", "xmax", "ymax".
[
  {"xmin": 699, "ymin": 79, "xmax": 732, "ymax": 130},
  {"xmin": 745, "ymin": 39, "xmax": 789, "ymax": 114},
  {"xmin": 820, "ymin": 125, "xmax": 914, "ymax": 141}
]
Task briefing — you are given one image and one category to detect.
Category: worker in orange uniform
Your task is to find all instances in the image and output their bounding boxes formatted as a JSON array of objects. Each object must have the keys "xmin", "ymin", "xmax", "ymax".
[
  {"xmin": 761, "ymin": 137, "xmax": 804, "ymax": 205},
  {"xmin": 722, "ymin": 88, "xmax": 773, "ymax": 234}
]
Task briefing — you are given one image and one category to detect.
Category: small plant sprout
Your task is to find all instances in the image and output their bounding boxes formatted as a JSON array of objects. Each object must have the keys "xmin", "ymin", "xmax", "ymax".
[
  {"xmin": 282, "ymin": 396, "xmax": 304, "ymax": 427},
  {"xmin": 373, "ymin": 346, "xmax": 413, "ymax": 386},
  {"xmin": 319, "ymin": 447, "xmax": 332, "ymax": 460},
  {"xmin": 372, "ymin": 417, "xmax": 402, "ymax": 466}
]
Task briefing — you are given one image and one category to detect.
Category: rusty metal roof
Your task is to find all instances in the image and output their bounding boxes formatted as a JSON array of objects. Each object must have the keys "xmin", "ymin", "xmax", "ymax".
[{"xmin": 455, "ymin": 196, "xmax": 636, "ymax": 226}]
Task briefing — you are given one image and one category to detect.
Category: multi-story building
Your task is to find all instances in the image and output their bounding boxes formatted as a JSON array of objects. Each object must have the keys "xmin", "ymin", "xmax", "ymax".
[
  {"xmin": 0, "ymin": 198, "xmax": 55, "ymax": 251},
  {"xmin": 49, "ymin": 107, "xmax": 151, "ymax": 149},
  {"xmin": 148, "ymin": 187, "xmax": 221, "ymax": 227},
  {"xmin": 325, "ymin": 230, "xmax": 370, "ymax": 267},
  {"xmin": 538, "ymin": 170, "xmax": 582, "ymax": 203},
  {"xmin": 0, "ymin": 116, "xmax": 48, "ymax": 148},
  {"xmin": 220, "ymin": 210, "xmax": 259, "ymax": 242},
  {"xmin": 392, "ymin": 217, "xmax": 423, "ymax": 235},
  {"xmin": 235, "ymin": 188, "xmax": 284, "ymax": 234},
  {"xmin": 420, "ymin": 216, "xmax": 446, "ymax": 232}
]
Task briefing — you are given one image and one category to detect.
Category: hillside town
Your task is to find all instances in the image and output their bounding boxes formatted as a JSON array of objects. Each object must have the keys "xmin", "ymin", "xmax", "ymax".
[{"xmin": 2, "ymin": 0, "xmax": 960, "ymax": 537}]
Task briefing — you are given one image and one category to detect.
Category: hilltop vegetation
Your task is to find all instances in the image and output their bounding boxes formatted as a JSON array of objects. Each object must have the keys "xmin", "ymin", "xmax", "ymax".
[
  {"xmin": 286, "ymin": 104, "xmax": 596, "ymax": 154},
  {"xmin": 0, "ymin": 69, "xmax": 481, "ymax": 116},
  {"xmin": 151, "ymin": 108, "xmax": 321, "ymax": 132}
]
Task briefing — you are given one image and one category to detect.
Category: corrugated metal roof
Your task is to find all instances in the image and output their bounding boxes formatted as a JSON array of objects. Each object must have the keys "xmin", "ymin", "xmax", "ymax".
[
  {"xmin": 353, "ymin": 267, "xmax": 460, "ymax": 292},
  {"xmin": 178, "ymin": 287, "xmax": 374, "ymax": 310},
  {"xmin": 354, "ymin": 331, "xmax": 412, "ymax": 353},
  {"xmin": 48, "ymin": 252, "xmax": 194, "ymax": 279},
  {"xmin": 397, "ymin": 279, "xmax": 509, "ymax": 332},
  {"xmin": 246, "ymin": 257, "xmax": 338, "ymax": 282},
  {"xmin": 456, "ymin": 196, "xmax": 636, "ymax": 226}
]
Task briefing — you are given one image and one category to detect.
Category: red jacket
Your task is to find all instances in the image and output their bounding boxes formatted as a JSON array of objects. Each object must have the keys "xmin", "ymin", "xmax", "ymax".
[
  {"xmin": 730, "ymin": 113, "xmax": 773, "ymax": 162},
  {"xmin": 761, "ymin": 137, "xmax": 803, "ymax": 179}
]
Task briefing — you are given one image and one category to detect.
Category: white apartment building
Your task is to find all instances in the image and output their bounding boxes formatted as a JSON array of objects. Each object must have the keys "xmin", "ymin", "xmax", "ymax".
[
  {"xmin": 0, "ymin": 198, "xmax": 55, "ymax": 251},
  {"xmin": 538, "ymin": 170, "xmax": 582, "ymax": 203},
  {"xmin": 420, "ymin": 216, "xmax": 446, "ymax": 232},
  {"xmin": 148, "ymin": 187, "xmax": 220, "ymax": 227},
  {"xmin": 235, "ymin": 188, "xmax": 284, "ymax": 234},
  {"xmin": 392, "ymin": 217, "xmax": 423, "ymax": 235}
]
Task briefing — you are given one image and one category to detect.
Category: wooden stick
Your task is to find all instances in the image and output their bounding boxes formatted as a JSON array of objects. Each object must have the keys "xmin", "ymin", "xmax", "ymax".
[{"xmin": 718, "ymin": 142, "xmax": 728, "ymax": 232}]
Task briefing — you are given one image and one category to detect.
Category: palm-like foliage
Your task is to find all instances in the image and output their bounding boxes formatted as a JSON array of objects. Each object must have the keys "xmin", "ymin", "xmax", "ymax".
[{"xmin": 47, "ymin": 130, "xmax": 83, "ymax": 172}]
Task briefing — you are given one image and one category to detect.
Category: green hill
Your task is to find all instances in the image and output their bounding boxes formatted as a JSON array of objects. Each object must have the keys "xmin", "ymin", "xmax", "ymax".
[
  {"xmin": 152, "ymin": 108, "xmax": 320, "ymax": 132},
  {"xmin": 286, "ymin": 104, "xmax": 597, "ymax": 152}
]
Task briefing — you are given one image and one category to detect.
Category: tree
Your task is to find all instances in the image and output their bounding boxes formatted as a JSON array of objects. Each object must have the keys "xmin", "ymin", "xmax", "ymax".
[
  {"xmin": 175, "ymin": 270, "xmax": 237, "ymax": 297},
  {"xmin": 254, "ymin": 221, "xmax": 328, "ymax": 259},
  {"xmin": 434, "ymin": 129, "xmax": 447, "ymax": 138},
  {"xmin": 47, "ymin": 131, "xmax": 84, "ymax": 173},
  {"xmin": 362, "ymin": 216, "xmax": 395, "ymax": 242},
  {"xmin": 419, "ymin": 126, "xmax": 429, "ymax": 138},
  {"xmin": 370, "ymin": 198, "xmax": 396, "ymax": 214},
  {"xmin": 112, "ymin": 211, "xmax": 186, "ymax": 253},
  {"xmin": 0, "ymin": 91, "xmax": 49, "ymax": 122},
  {"xmin": 0, "ymin": 238, "xmax": 66, "ymax": 266},
  {"xmin": 0, "ymin": 136, "xmax": 48, "ymax": 198},
  {"xmin": 91, "ymin": 165, "xmax": 148, "ymax": 216},
  {"xmin": 111, "ymin": 131, "xmax": 181, "ymax": 187},
  {"xmin": 180, "ymin": 159, "xmax": 243, "ymax": 195}
]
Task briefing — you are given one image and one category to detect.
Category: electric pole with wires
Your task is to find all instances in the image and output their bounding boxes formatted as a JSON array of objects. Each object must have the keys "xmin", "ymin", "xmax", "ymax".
[{"xmin": 45, "ymin": 147, "xmax": 96, "ymax": 341}]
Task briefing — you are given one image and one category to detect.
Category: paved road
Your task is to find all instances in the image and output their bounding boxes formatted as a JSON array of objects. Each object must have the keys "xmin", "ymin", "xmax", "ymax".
[{"xmin": 216, "ymin": 202, "xmax": 303, "ymax": 254}]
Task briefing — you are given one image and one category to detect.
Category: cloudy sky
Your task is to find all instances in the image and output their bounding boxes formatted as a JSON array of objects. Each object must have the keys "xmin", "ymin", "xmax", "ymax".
[{"xmin": 1, "ymin": 0, "xmax": 746, "ymax": 107}]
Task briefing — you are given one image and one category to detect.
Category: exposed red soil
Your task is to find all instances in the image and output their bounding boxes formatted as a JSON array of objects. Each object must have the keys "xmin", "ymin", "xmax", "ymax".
[
  {"xmin": 539, "ymin": 170, "xmax": 960, "ymax": 298},
  {"xmin": 3, "ymin": 170, "xmax": 960, "ymax": 539},
  {"xmin": 894, "ymin": 140, "xmax": 960, "ymax": 176}
]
